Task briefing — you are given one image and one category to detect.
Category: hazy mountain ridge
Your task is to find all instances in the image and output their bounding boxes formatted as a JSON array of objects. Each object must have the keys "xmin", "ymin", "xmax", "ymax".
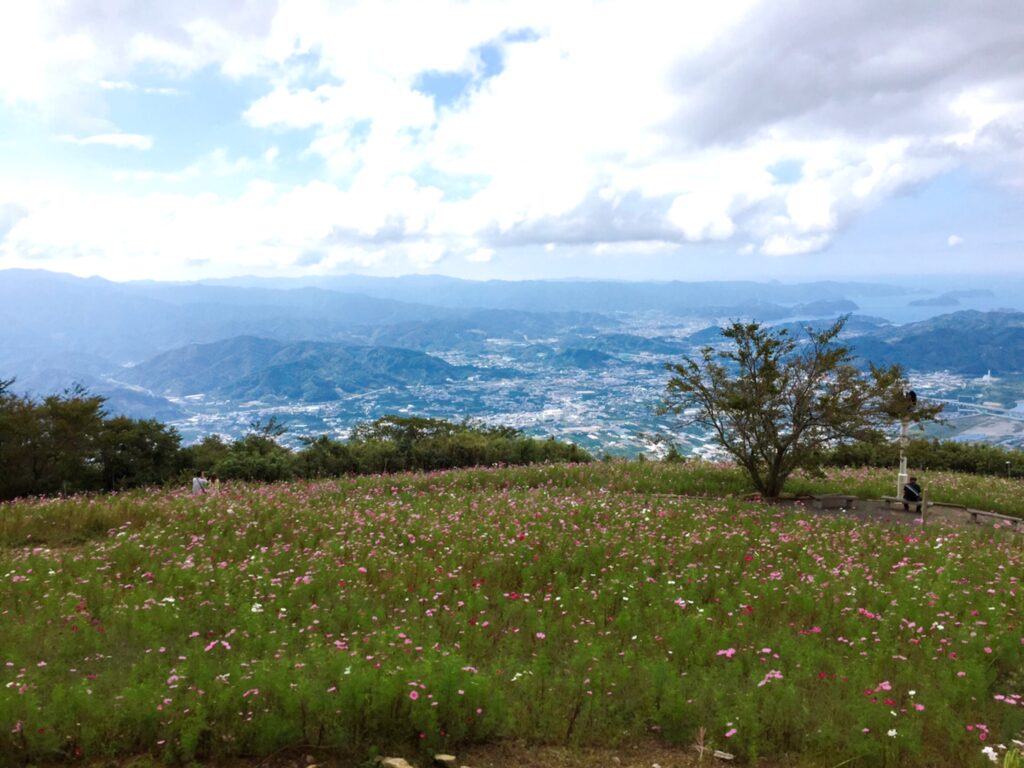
[
  {"xmin": 5, "ymin": 270, "xmax": 1024, "ymax": 451},
  {"xmin": 0, "ymin": 269, "xmax": 460, "ymax": 365},
  {"xmin": 849, "ymin": 310, "xmax": 1024, "ymax": 374},
  {"xmin": 685, "ymin": 311, "xmax": 1024, "ymax": 374},
  {"xmin": 199, "ymin": 273, "xmax": 902, "ymax": 313},
  {"xmin": 120, "ymin": 336, "xmax": 500, "ymax": 401}
]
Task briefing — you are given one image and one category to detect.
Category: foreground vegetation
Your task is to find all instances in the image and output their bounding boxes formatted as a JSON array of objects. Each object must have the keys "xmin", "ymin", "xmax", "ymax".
[
  {"xmin": 0, "ymin": 377, "xmax": 589, "ymax": 500},
  {"xmin": 2, "ymin": 462, "xmax": 1021, "ymax": 766},
  {"xmin": 827, "ymin": 438, "xmax": 1024, "ymax": 479}
]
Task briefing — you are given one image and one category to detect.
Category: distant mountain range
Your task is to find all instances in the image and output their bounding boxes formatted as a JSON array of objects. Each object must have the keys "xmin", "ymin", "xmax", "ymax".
[
  {"xmin": 688, "ymin": 310, "xmax": 1024, "ymax": 375},
  {"xmin": 4, "ymin": 269, "xmax": 1024, "ymax": 431},
  {"xmin": 0, "ymin": 269, "xmax": 893, "ymax": 396},
  {"xmin": 0, "ymin": 269, "xmax": 455, "ymax": 366},
  {"xmin": 909, "ymin": 289, "xmax": 996, "ymax": 307},
  {"xmin": 200, "ymin": 273, "xmax": 899, "ymax": 313},
  {"xmin": 849, "ymin": 310, "xmax": 1024, "ymax": 374}
]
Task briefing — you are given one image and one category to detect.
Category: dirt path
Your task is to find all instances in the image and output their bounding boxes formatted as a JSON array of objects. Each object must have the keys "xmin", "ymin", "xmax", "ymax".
[{"xmin": 786, "ymin": 496, "xmax": 1021, "ymax": 532}]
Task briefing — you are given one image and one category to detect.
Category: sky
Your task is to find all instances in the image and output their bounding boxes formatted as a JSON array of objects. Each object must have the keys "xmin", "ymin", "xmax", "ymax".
[{"xmin": 0, "ymin": 0, "xmax": 1023, "ymax": 283}]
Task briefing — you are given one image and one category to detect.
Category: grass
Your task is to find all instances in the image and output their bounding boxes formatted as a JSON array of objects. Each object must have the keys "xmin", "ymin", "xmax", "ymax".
[{"xmin": 1, "ymin": 461, "xmax": 1022, "ymax": 766}]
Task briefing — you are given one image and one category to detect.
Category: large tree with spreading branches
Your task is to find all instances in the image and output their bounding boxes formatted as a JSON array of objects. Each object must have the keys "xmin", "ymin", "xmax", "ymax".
[{"xmin": 660, "ymin": 317, "xmax": 942, "ymax": 498}]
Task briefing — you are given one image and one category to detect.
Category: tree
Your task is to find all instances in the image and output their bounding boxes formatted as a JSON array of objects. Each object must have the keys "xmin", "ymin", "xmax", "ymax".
[
  {"xmin": 217, "ymin": 432, "xmax": 296, "ymax": 482},
  {"xmin": 38, "ymin": 384, "xmax": 107, "ymax": 494},
  {"xmin": 660, "ymin": 317, "xmax": 942, "ymax": 498},
  {"xmin": 0, "ymin": 378, "xmax": 39, "ymax": 499},
  {"xmin": 184, "ymin": 434, "xmax": 231, "ymax": 474},
  {"xmin": 0, "ymin": 381, "xmax": 108, "ymax": 498},
  {"xmin": 349, "ymin": 416, "xmax": 467, "ymax": 472},
  {"xmin": 98, "ymin": 417, "xmax": 184, "ymax": 491},
  {"xmin": 247, "ymin": 416, "xmax": 288, "ymax": 438},
  {"xmin": 296, "ymin": 435, "xmax": 357, "ymax": 477},
  {"xmin": 350, "ymin": 415, "xmax": 461, "ymax": 445}
]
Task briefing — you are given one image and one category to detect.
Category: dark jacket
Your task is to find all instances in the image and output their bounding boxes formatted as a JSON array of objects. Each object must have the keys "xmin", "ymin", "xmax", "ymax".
[{"xmin": 903, "ymin": 481, "xmax": 922, "ymax": 502}]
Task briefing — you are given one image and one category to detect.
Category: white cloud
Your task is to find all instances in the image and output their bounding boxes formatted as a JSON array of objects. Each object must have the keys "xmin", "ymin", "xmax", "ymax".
[
  {"xmin": 947, "ymin": 234, "xmax": 965, "ymax": 247},
  {"xmin": 98, "ymin": 79, "xmax": 180, "ymax": 95},
  {"xmin": 466, "ymin": 247, "xmax": 494, "ymax": 263},
  {"xmin": 592, "ymin": 240, "xmax": 675, "ymax": 256},
  {"xmin": 760, "ymin": 233, "xmax": 831, "ymax": 257},
  {"xmin": 111, "ymin": 148, "xmax": 269, "ymax": 182},
  {"xmin": 0, "ymin": 178, "xmax": 422, "ymax": 279},
  {"xmin": 667, "ymin": 193, "xmax": 736, "ymax": 241},
  {"xmin": 61, "ymin": 133, "xmax": 154, "ymax": 150},
  {"xmin": 406, "ymin": 241, "xmax": 445, "ymax": 268},
  {"xmin": 2, "ymin": 0, "xmax": 1024, "ymax": 277}
]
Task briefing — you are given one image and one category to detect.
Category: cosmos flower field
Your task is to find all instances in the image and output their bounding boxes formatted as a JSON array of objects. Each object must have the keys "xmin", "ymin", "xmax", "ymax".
[{"xmin": 2, "ymin": 462, "xmax": 1022, "ymax": 766}]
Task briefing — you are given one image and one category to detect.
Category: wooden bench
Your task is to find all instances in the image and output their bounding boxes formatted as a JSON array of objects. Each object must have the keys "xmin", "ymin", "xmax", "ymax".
[
  {"xmin": 966, "ymin": 509, "xmax": 1023, "ymax": 530},
  {"xmin": 880, "ymin": 496, "xmax": 1022, "ymax": 531}
]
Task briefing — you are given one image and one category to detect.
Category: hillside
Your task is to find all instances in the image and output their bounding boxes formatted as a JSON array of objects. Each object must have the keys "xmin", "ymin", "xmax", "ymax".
[
  {"xmin": 5, "ymin": 270, "xmax": 1024, "ymax": 450},
  {"xmin": 850, "ymin": 309, "xmax": 1024, "ymax": 373},
  {"xmin": 684, "ymin": 311, "xmax": 1024, "ymax": 374},
  {"xmin": 1, "ymin": 461, "xmax": 1020, "ymax": 767},
  {"xmin": 121, "ymin": 336, "xmax": 496, "ymax": 400},
  {"xmin": 347, "ymin": 308, "xmax": 614, "ymax": 352},
  {"xmin": 549, "ymin": 347, "xmax": 618, "ymax": 368},
  {"xmin": 0, "ymin": 269, "xmax": 458, "ymax": 366}
]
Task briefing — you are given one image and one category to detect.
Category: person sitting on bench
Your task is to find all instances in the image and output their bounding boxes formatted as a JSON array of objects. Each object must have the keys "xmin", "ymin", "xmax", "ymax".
[{"xmin": 903, "ymin": 476, "xmax": 923, "ymax": 512}]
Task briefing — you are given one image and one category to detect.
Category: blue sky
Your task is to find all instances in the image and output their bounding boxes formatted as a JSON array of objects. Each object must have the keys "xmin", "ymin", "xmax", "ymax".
[{"xmin": 0, "ymin": 1, "xmax": 1022, "ymax": 282}]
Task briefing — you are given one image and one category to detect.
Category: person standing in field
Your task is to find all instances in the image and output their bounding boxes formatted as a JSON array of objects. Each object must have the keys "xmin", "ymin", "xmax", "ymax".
[
  {"xmin": 902, "ymin": 475, "xmax": 923, "ymax": 512},
  {"xmin": 192, "ymin": 471, "xmax": 209, "ymax": 496}
]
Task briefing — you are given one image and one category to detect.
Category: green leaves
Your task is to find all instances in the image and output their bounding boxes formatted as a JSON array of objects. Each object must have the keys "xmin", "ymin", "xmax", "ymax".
[{"xmin": 661, "ymin": 317, "xmax": 943, "ymax": 498}]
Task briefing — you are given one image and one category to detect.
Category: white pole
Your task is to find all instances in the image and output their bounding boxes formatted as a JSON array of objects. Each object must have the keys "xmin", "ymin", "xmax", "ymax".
[{"xmin": 897, "ymin": 418, "xmax": 909, "ymax": 498}]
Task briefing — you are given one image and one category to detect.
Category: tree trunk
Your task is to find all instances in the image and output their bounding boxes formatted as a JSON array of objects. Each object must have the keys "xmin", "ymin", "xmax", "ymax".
[{"xmin": 763, "ymin": 471, "xmax": 786, "ymax": 499}]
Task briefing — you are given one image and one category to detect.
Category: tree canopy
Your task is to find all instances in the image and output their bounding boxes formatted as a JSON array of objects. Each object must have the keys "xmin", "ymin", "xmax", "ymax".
[
  {"xmin": 0, "ymin": 380, "xmax": 590, "ymax": 500},
  {"xmin": 660, "ymin": 317, "xmax": 943, "ymax": 498}
]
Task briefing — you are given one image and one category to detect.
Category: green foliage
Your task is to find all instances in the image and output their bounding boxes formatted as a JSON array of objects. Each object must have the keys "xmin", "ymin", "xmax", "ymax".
[
  {"xmin": 314, "ymin": 415, "xmax": 591, "ymax": 475},
  {"xmin": 216, "ymin": 433, "xmax": 298, "ymax": 482},
  {"xmin": 0, "ymin": 381, "xmax": 107, "ymax": 498},
  {"xmin": 0, "ymin": 377, "xmax": 589, "ymax": 500},
  {"xmin": 184, "ymin": 434, "xmax": 231, "ymax": 474},
  {"xmin": 660, "ymin": 317, "xmax": 942, "ymax": 498},
  {"xmin": 98, "ymin": 416, "xmax": 184, "ymax": 491},
  {"xmin": 296, "ymin": 435, "xmax": 359, "ymax": 477},
  {"xmin": 1, "ymin": 462, "xmax": 1021, "ymax": 766},
  {"xmin": 828, "ymin": 438, "xmax": 1024, "ymax": 478}
]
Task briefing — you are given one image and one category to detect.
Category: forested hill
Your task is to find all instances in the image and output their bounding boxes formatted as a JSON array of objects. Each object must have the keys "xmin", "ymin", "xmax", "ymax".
[
  {"xmin": 120, "ymin": 336, "xmax": 501, "ymax": 401},
  {"xmin": 849, "ymin": 310, "xmax": 1024, "ymax": 374},
  {"xmin": 688, "ymin": 310, "xmax": 1024, "ymax": 374},
  {"xmin": 0, "ymin": 268, "xmax": 455, "ymax": 364}
]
